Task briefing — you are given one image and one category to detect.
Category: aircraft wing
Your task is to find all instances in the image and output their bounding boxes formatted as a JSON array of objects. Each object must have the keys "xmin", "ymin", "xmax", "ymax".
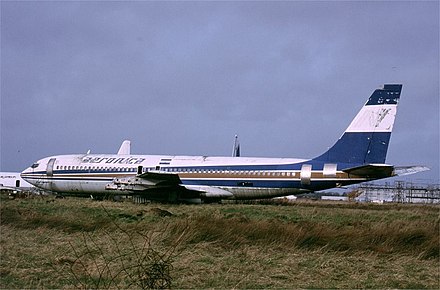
[
  {"xmin": 136, "ymin": 172, "xmax": 234, "ymax": 197},
  {"xmin": 107, "ymin": 171, "xmax": 182, "ymax": 191},
  {"xmin": 106, "ymin": 171, "xmax": 234, "ymax": 201},
  {"xmin": 137, "ymin": 170, "xmax": 182, "ymax": 186}
]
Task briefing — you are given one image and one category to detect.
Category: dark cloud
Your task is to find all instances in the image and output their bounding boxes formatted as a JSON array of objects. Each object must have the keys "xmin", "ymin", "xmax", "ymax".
[{"xmin": 1, "ymin": 1, "xmax": 438, "ymax": 182}]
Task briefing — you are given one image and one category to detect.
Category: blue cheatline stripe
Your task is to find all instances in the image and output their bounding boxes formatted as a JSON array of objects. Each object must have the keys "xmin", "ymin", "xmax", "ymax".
[
  {"xmin": 23, "ymin": 176, "xmax": 114, "ymax": 182},
  {"xmin": 182, "ymin": 179, "xmax": 299, "ymax": 188},
  {"xmin": 181, "ymin": 179, "xmax": 365, "ymax": 191},
  {"xmin": 365, "ymin": 84, "xmax": 402, "ymax": 106},
  {"xmin": 313, "ymin": 132, "xmax": 391, "ymax": 164}
]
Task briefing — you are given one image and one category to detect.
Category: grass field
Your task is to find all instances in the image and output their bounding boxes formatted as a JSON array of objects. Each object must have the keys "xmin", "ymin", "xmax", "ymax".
[{"xmin": 1, "ymin": 193, "xmax": 439, "ymax": 289}]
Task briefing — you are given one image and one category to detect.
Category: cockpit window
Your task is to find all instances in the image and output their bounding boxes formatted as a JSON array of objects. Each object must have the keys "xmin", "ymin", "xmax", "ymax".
[{"xmin": 31, "ymin": 163, "xmax": 39, "ymax": 168}]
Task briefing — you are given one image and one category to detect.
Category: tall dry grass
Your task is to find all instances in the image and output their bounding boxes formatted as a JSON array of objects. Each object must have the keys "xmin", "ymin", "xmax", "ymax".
[
  {"xmin": 167, "ymin": 209, "xmax": 439, "ymax": 259},
  {"xmin": 1, "ymin": 195, "xmax": 439, "ymax": 288}
]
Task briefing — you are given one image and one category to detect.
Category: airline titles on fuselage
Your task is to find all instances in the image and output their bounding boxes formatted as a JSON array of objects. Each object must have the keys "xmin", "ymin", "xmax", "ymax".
[{"xmin": 81, "ymin": 156, "xmax": 145, "ymax": 165}]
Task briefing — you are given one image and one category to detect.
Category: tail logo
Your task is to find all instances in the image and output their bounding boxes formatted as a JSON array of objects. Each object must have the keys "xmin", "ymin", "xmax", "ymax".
[{"xmin": 374, "ymin": 108, "xmax": 392, "ymax": 129}]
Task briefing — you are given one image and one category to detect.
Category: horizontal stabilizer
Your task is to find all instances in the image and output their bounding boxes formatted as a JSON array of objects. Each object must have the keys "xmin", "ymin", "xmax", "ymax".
[
  {"xmin": 393, "ymin": 166, "xmax": 430, "ymax": 176},
  {"xmin": 343, "ymin": 164, "xmax": 394, "ymax": 178}
]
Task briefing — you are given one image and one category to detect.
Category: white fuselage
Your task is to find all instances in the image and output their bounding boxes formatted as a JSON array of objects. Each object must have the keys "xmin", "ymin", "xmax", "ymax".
[{"xmin": 20, "ymin": 153, "xmax": 365, "ymax": 200}]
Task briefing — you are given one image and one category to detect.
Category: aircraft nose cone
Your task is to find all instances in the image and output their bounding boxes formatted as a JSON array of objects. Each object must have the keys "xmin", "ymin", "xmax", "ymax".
[
  {"xmin": 20, "ymin": 168, "xmax": 31, "ymax": 181},
  {"xmin": 20, "ymin": 161, "xmax": 40, "ymax": 183},
  {"xmin": 20, "ymin": 168, "xmax": 40, "ymax": 188}
]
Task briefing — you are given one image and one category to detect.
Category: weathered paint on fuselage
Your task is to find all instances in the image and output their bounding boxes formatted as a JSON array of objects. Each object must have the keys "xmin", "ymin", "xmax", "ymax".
[
  {"xmin": 21, "ymin": 85, "xmax": 405, "ymax": 201},
  {"xmin": 21, "ymin": 153, "xmax": 366, "ymax": 199}
]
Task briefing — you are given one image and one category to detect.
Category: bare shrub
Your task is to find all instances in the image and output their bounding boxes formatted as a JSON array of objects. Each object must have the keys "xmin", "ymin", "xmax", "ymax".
[{"xmin": 66, "ymin": 207, "xmax": 188, "ymax": 289}]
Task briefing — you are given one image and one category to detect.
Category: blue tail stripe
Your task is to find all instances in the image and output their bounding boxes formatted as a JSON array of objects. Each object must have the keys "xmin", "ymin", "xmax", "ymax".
[
  {"xmin": 313, "ymin": 132, "xmax": 391, "ymax": 164},
  {"xmin": 365, "ymin": 84, "xmax": 402, "ymax": 105}
]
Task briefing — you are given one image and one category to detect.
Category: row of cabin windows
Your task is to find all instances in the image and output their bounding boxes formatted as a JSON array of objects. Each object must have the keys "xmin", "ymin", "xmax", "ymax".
[
  {"xmin": 54, "ymin": 166, "xmax": 298, "ymax": 177},
  {"xmin": 163, "ymin": 168, "xmax": 297, "ymax": 177},
  {"xmin": 56, "ymin": 166, "xmax": 137, "ymax": 172}
]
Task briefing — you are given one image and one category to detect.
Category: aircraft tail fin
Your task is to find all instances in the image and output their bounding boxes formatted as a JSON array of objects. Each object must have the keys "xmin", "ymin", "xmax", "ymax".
[
  {"xmin": 313, "ymin": 84, "xmax": 402, "ymax": 164},
  {"xmin": 117, "ymin": 140, "xmax": 131, "ymax": 155},
  {"xmin": 232, "ymin": 135, "xmax": 240, "ymax": 157}
]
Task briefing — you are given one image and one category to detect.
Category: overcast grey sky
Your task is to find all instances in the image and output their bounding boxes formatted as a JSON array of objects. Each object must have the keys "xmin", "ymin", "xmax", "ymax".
[{"xmin": 1, "ymin": 1, "xmax": 439, "ymax": 182}]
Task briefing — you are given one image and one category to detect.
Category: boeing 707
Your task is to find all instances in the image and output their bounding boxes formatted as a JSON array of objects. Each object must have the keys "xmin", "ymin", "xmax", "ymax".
[{"xmin": 21, "ymin": 84, "xmax": 428, "ymax": 203}]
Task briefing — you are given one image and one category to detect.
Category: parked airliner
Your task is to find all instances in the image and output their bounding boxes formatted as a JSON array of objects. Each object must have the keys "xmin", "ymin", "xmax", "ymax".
[
  {"xmin": 0, "ymin": 172, "xmax": 34, "ymax": 192},
  {"xmin": 21, "ymin": 84, "xmax": 428, "ymax": 203}
]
